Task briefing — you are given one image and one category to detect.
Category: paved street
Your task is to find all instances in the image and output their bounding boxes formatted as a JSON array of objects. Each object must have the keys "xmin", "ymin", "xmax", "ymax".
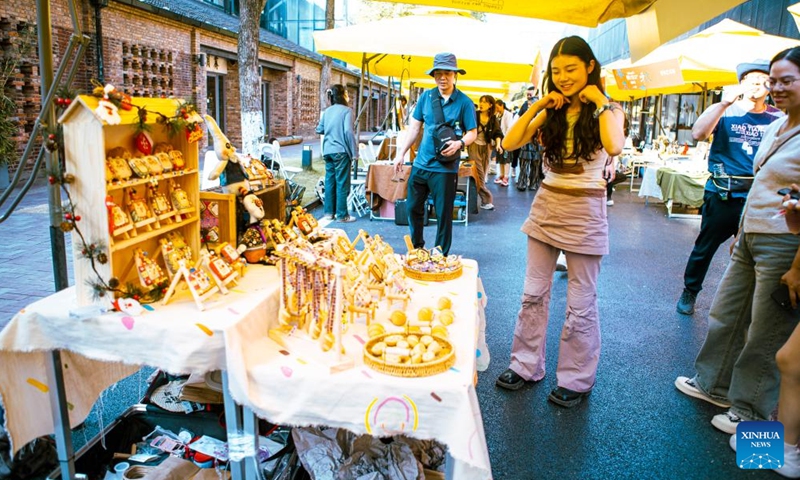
[{"xmin": 1, "ymin": 162, "xmax": 755, "ymax": 478}]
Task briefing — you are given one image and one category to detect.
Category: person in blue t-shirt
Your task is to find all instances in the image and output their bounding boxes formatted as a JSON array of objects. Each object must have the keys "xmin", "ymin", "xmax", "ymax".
[
  {"xmin": 393, "ymin": 53, "xmax": 477, "ymax": 255},
  {"xmin": 676, "ymin": 60, "xmax": 783, "ymax": 315}
]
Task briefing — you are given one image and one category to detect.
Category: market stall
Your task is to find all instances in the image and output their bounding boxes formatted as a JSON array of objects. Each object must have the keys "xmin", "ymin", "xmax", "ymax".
[{"xmin": 224, "ymin": 259, "xmax": 491, "ymax": 479}]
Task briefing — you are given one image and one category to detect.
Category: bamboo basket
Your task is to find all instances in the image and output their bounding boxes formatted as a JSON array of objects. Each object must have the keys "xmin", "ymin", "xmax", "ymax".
[
  {"xmin": 403, "ymin": 264, "xmax": 462, "ymax": 282},
  {"xmin": 363, "ymin": 333, "xmax": 456, "ymax": 377}
]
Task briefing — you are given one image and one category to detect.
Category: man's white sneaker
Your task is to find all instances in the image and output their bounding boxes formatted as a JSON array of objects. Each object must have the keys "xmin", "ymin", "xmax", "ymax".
[
  {"xmin": 711, "ymin": 410, "xmax": 742, "ymax": 434},
  {"xmin": 674, "ymin": 376, "xmax": 732, "ymax": 408},
  {"xmin": 778, "ymin": 442, "xmax": 800, "ymax": 478},
  {"xmin": 480, "ymin": 203, "xmax": 495, "ymax": 210}
]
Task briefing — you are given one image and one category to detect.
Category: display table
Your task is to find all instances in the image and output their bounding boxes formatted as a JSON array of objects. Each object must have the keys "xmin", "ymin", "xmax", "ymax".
[
  {"xmin": 366, "ymin": 162, "xmax": 476, "ymax": 224},
  {"xmin": 633, "ymin": 158, "xmax": 708, "ymax": 219},
  {"xmin": 0, "ymin": 265, "xmax": 279, "ymax": 477},
  {"xmin": 224, "ymin": 259, "xmax": 491, "ymax": 479}
]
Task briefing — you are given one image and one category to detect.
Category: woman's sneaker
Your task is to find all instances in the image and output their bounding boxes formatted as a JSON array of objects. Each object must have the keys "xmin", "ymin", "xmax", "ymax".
[
  {"xmin": 711, "ymin": 410, "xmax": 742, "ymax": 434},
  {"xmin": 674, "ymin": 376, "xmax": 732, "ymax": 408}
]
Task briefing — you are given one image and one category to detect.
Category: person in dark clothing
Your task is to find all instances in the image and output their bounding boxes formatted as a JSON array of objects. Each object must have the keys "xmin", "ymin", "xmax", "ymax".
[
  {"xmin": 393, "ymin": 53, "xmax": 477, "ymax": 255},
  {"xmin": 676, "ymin": 60, "xmax": 783, "ymax": 315}
]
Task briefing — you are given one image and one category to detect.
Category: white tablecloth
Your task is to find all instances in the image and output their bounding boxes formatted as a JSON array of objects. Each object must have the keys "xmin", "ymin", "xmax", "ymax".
[
  {"xmin": 0, "ymin": 265, "xmax": 279, "ymax": 454},
  {"xmin": 224, "ymin": 259, "xmax": 492, "ymax": 479}
]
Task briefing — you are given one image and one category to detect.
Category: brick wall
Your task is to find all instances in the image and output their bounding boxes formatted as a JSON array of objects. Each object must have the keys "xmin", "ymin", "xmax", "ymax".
[{"xmin": 1, "ymin": 0, "xmax": 383, "ymax": 171}]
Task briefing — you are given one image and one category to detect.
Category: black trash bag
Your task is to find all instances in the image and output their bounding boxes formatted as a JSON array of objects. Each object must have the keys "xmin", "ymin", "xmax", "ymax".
[{"xmin": 0, "ymin": 434, "xmax": 57, "ymax": 480}]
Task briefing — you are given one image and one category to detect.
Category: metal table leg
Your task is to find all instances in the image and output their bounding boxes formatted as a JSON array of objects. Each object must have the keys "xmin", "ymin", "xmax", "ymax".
[
  {"xmin": 46, "ymin": 351, "xmax": 76, "ymax": 480},
  {"xmin": 222, "ymin": 371, "xmax": 246, "ymax": 480}
]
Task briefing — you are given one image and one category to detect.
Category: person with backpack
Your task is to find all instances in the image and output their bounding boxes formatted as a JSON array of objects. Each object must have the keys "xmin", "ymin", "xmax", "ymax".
[{"xmin": 392, "ymin": 53, "xmax": 477, "ymax": 255}]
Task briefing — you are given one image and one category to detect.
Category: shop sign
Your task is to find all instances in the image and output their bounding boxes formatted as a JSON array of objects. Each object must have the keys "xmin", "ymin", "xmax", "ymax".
[{"xmin": 613, "ymin": 59, "xmax": 683, "ymax": 91}]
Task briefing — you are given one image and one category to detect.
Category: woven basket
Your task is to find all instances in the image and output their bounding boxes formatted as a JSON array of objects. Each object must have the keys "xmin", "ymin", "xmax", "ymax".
[
  {"xmin": 403, "ymin": 264, "xmax": 462, "ymax": 282},
  {"xmin": 363, "ymin": 333, "xmax": 455, "ymax": 377}
]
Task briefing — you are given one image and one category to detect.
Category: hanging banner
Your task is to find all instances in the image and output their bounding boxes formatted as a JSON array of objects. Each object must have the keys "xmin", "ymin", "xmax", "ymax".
[{"xmin": 613, "ymin": 59, "xmax": 684, "ymax": 91}]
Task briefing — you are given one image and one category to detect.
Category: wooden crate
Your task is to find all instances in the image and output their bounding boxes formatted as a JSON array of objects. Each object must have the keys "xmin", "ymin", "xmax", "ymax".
[
  {"xmin": 59, "ymin": 96, "xmax": 200, "ymax": 305},
  {"xmin": 199, "ymin": 190, "xmax": 237, "ymax": 247},
  {"xmin": 253, "ymin": 180, "xmax": 286, "ymax": 223}
]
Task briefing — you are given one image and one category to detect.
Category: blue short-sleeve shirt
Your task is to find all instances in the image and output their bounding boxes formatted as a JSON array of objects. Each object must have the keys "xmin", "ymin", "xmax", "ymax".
[
  {"xmin": 706, "ymin": 103, "xmax": 783, "ymax": 198},
  {"xmin": 412, "ymin": 87, "xmax": 477, "ymax": 173}
]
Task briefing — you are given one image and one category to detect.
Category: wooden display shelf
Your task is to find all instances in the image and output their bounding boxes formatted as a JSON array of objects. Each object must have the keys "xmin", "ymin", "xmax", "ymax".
[
  {"xmin": 60, "ymin": 95, "xmax": 201, "ymax": 305},
  {"xmin": 110, "ymin": 215, "xmax": 199, "ymax": 252},
  {"xmin": 106, "ymin": 168, "xmax": 199, "ymax": 192}
]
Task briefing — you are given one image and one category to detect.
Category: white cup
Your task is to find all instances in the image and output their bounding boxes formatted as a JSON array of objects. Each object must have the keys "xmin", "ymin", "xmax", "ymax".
[{"xmin": 114, "ymin": 462, "xmax": 130, "ymax": 479}]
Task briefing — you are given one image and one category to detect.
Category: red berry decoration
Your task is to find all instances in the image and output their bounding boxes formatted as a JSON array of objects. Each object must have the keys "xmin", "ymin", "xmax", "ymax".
[
  {"xmin": 64, "ymin": 213, "xmax": 72, "ymax": 220},
  {"xmin": 48, "ymin": 134, "xmax": 56, "ymax": 140},
  {"xmin": 48, "ymin": 176, "xmax": 56, "ymax": 184},
  {"xmin": 133, "ymin": 295, "xmax": 140, "ymax": 301},
  {"xmin": 74, "ymin": 215, "xmax": 81, "ymax": 222},
  {"xmin": 64, "ymin": 98, "xmax": 71, "ymax": 106}
]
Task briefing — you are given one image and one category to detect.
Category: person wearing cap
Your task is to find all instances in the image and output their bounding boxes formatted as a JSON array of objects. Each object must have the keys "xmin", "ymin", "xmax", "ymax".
[
  {"xmin": 393, "ymin": 53, "xmax": 477, "ymax": 255},
  {"xmin": 676, "ymin": 60, "xmax": 783, "ymax": 316}
]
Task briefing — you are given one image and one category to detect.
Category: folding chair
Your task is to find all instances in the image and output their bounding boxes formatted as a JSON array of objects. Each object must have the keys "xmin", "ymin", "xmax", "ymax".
[
  {"xmin": 347, "ymin": 179, "xmax": 369, "ymax": 217},
  {"xmin": 260, "ymin": 141, "xmax": 302, "ymax": 182}
]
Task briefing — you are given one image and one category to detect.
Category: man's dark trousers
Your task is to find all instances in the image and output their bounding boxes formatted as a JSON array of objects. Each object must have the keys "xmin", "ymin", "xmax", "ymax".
[
  {"xmin": 407, "ymin": 167, "xmax": 458, "ymax": 255},
  {"xmin": 683, "ymin": 190, "xmax": 747, "ymax": 294}
]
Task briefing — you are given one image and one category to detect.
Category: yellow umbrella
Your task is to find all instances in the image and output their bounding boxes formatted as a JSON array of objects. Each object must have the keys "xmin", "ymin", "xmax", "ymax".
[
  {"xmin": 368, "ymin": 0, "xmax": 748, "ymax": 61},
  {"xmin": 620, "ymin": 19, "xmax": 800, "ymax": 91},
  {"xmin": 603, "ymin": 58, "xmax": 722, "ymax": 101},
  {"xmin": 790, "ymin": 2, "xmax": 800, "ymax": 32},
  {"xmin": 313, "ymin": 11, "xmax": 540, "ymax": 82}
]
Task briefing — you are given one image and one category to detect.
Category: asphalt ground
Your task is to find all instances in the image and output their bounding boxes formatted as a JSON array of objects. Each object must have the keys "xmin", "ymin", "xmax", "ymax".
[{"xmin": 1, "ymin": 160, "xmax": 765, "ymax": 479}]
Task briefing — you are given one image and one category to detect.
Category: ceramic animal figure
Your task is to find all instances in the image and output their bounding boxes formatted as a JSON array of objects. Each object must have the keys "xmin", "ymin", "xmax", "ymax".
[{"xmin": 204, "ymin": 114, "xmax": 239, "ymax": 181}]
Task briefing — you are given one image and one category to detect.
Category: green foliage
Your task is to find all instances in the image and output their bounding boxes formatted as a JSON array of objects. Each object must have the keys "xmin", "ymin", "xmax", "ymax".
[
  {"xmin": 0, "ymin": 22, "xmax": 36, "ymax": 166},
  {"xmin": 0, "ymin": 97, "xmax": 16, "ymax": 166}
]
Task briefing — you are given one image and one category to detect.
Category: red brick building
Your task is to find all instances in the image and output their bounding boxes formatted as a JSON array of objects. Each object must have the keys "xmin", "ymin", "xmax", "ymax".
[{"xmin": 0, "ymin": 0, "xmax": 388, "ymax": 170}]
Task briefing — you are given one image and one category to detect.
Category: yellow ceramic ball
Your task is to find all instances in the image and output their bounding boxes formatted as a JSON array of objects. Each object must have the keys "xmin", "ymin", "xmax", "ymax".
[
  {"xmin": 439, "ymin": 309, "xmax": 455, "ymax": 326},
  {"xmin": 389, "ymin": 310, "xmax": 407, "ymax": 327},
  {"xmin": 418, "ymin": 307, "xmax": 434, "ymax": 322},
  {"xmin": 437, "ymin": 296, "xmax": 452, "ymax": 310},
  {"xmin": 368, "ymin": 323, "xmax": 386, "ymax": 338}
]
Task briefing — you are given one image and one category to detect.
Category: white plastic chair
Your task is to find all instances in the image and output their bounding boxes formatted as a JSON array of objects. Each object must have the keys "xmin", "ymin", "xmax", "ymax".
[
  {"xmin": 272, "ymin": 140, "xmax": 302, "ymax": 181},
  {"xmin": 259, "ymin": 141, "xmax": 302, "ymax": 182},
  {"xmin": 358, "ymin": 143, "xmax": 378, "ymax": 173}
]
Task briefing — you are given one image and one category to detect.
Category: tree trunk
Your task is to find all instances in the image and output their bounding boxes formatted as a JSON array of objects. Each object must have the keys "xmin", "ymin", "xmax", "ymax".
[
  {"xmin": 239, "ymin": 0, "xmax": 268, "ymax": 157},
  {"xmin": 318, "ymin": 0, "xmax": 335, "ymax": 115}
]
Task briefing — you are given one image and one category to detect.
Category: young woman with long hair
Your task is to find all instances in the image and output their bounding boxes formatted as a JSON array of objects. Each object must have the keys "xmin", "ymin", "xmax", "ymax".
[
  {"xmin": 469, "ymin": 94, "xmax": 503, "ymax": 210},
  {"xmin": 496, "ymin": 36, "xmax": 625, "ymax": 407},
  {"xmin": 316, "ymin": 84, "xmax": 357, "ymax": 222}
]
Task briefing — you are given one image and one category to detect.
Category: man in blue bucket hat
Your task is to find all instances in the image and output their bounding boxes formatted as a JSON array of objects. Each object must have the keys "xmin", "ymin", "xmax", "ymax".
[{"xmin": 393, "ymin": 53, "xmax": 478, "ymax": 255}]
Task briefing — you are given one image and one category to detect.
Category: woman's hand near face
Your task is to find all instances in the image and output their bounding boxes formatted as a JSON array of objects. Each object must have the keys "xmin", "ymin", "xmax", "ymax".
[
  {"xmin": 578, "ymin": 85, "xmax": 607, "ymax": 106},
  {"xmin": 540, "ymin": 91, "xmax": 568, "ymax": 110}
]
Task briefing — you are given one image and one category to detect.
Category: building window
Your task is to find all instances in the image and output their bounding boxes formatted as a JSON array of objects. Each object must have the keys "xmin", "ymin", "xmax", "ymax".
[
  {"xmin": 207, "ymin": 74, "xmax": 226, "ymax": 139},
  {"xmin": 263, "ymin": 0, "xmax": 326, "ymax": 51},
  {"xmin": 202, "ymin": 0, "xmax": 224, "ymax": 8}
]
